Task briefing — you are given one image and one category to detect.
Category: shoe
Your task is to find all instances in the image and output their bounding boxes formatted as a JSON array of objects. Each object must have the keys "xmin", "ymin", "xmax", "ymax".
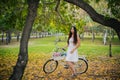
[
  {"xmin": 70, "ymin": 74, "xmax": 77, "ymax": 78},
  {"xmin": 64, "ymin": 64, "xmax": 69, "ymax": 69}
]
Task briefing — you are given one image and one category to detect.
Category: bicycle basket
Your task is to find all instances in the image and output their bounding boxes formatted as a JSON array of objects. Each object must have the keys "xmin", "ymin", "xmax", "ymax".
[{"xmin": 52, "ymin": 52, "xmax": 66, "ymax": 60}]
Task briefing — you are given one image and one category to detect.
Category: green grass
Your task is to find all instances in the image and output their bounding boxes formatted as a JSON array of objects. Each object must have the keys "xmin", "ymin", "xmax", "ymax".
[{"xmin": 0, "ymin": 36, "xmax": 120, "ymax": 58}]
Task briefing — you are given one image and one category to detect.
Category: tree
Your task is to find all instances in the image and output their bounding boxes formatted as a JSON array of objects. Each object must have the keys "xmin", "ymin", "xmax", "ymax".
[
  {"xmin": 64, "ymin": 0, "xmax": 120, "ymax": 40},
  {"xmin": 0, "ymin": 8, "xmax": 16, "ymax": 44},
  {"xmin": 107, "ymin": 0, "xmax": 120, "ymax": 19},
  {"xmin": 9, "ymin": 0, "xmax": 40, "ymax": 79},
  {"xmin": 0, "ymin": 0, "xmax": 27, "ymax": 43}
]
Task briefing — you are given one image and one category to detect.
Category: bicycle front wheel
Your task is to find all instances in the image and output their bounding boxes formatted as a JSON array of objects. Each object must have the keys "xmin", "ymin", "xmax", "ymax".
[
  {"xmin": 75, "ymin": 58, "xmax": 88, "ymax": 74},
  {"xmin": 43, "ymin": 59, "xmax": 58, "ymax": 74}
]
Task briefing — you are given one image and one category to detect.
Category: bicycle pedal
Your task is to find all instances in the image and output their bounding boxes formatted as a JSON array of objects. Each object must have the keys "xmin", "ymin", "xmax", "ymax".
[{"xmin": 64, "ymin": 65, "xmax": 69, "ymax": 69}]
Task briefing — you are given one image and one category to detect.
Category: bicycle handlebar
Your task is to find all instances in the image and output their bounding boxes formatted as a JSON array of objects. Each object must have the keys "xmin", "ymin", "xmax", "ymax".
[{"xmin": 57, "ymin": 48, "xmax": 66, "ymax": 51}]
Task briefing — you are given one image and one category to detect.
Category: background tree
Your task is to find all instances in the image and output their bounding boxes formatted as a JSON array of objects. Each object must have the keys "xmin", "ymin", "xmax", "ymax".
[
  {"xmin": 64, "ymin": 0, "xmax": 120, "ymax": 39},
  {"xmin": 107, "ymin": 0, "xmax": 120, "ymax": 19},
  {"xmin": 0, "ymin": 0, "xmax": 27, "ymax": 43}
]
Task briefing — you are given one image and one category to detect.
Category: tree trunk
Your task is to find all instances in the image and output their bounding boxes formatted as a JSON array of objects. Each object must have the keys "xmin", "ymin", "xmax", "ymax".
[
  {"xmin": 92, "ymin": 32, "xmax": 95, "ymax": 42},
  {"xmin": 1, "ymin": 31, "xmax": 4, "ymax": 43},
  {"xmin": 103, "ymin": 29, "xmax": 108, "ymax": 45},
  {"xmin": 8, "ymin": 30, "xmax": 11, "ymax": 43},
  {"xmin": 36, "ymin": 32, "xmax": 37, "ymax": 38},
  {"xmin": 6, "ymin": 30, "xmax": 11, "ymax": 44},
  {"xmin": 17, "ymin": 32, "xmax": 20, "ymax": 42},
  {"xmin": 9, "ymin": 0, "xmax": 39, "ymax": 80},
  {"xmin": 109, "ymin": 42, "xmax": 112, "ymax": 57},
  {"xmin": 39, "ymin": 32, "xmax": 41, "ymax": 38},
  {"xmin": 64, "ymin": 0, "xmax": 120, "ymax": 40},
  {"xmin": 6, "ymin": 31, "xmax": 9, "ymax": 45},
  {"xmin": 80, "ymin": 33, "xmax": 84, "ymax": 40},
  {"xmin": 109, "ymin": 29, "xmax": 112, "ymax": 57}
]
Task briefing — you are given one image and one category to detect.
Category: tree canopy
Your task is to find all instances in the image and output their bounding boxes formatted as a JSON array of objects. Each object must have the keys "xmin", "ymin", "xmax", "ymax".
[{"xmin": 0, "ymin": 0, "xmax": 120, "ymax": 37}]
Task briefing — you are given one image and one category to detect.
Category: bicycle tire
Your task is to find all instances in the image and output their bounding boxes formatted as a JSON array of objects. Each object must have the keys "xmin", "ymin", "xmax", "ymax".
[
  {"xmin": 43, "ymin": 59, "xmax": 58, "ymax": 74},
  {"xmin": 75, "ymin": 58, "xmax": 88, "ymax": 74}
]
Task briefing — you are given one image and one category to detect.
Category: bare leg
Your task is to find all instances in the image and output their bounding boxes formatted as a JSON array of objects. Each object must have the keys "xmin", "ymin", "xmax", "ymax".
[{"xmin": 67, "ymin": 61, "xmax": 76, "ymax": 75}]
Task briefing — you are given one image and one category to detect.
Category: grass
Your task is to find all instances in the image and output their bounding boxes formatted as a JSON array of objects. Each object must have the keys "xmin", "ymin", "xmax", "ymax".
[{"xmin": 0, "ymin": 36, "xmax": 120, "ymax": 57}]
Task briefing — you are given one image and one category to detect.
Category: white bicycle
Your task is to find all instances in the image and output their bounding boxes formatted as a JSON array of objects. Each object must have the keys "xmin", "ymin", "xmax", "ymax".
[{"xmin": 43, "ymin": 47, "xmax": 88, "ymax": 74}]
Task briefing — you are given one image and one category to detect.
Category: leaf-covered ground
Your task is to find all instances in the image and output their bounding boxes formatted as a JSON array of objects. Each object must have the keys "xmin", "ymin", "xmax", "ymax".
[{"xmin": 0, "ymin": 53, "xmax": 120, "ymax": 80}]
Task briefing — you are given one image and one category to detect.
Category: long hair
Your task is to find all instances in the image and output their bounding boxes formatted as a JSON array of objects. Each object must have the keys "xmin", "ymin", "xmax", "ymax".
[{"xmin": 67, "ymin": 26, "xmax": 78, "ymax": 45}]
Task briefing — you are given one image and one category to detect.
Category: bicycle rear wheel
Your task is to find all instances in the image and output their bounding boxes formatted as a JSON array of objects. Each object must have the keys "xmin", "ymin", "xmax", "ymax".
[
  {"xmin": 43, "ymin": 59, "xmax": 58, "ymax": 74},
  {"xmin": 75, "ymin": 58, "xmax": 88, "ymax": 74}
]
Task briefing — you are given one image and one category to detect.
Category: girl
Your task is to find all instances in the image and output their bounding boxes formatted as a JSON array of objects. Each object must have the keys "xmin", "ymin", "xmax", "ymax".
[{"xmin": 64, "ymin": 26, "xmax": 80, "ymax": 77}]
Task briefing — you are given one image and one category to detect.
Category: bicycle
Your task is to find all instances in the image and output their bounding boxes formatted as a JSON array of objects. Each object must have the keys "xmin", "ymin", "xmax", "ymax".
[{"xmin": 43, "ymin": 46, "xmax": 88, "ymax": 74}]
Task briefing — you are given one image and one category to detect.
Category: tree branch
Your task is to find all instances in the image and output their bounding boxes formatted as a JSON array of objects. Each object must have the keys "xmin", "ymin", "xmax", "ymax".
[
  {"xmin": 55, "ymin": 0, "xmax": 66, "ymax": 24},
  {"xmin": 44, "ymin": 0, "xmax": 56, "ymax": 5},
  {"xmin": 64, "ymin": 0, "xmax": 120, "ymax": 39},
  {"xmin": 55, "ymin": 0, "xmax": 60, "ymax": 12}
]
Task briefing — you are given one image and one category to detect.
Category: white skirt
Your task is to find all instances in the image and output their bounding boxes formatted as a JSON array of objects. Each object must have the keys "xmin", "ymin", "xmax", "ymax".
[{"xmin": 65, "ymin": 46, "xmax": 78, "ymax": 62}]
